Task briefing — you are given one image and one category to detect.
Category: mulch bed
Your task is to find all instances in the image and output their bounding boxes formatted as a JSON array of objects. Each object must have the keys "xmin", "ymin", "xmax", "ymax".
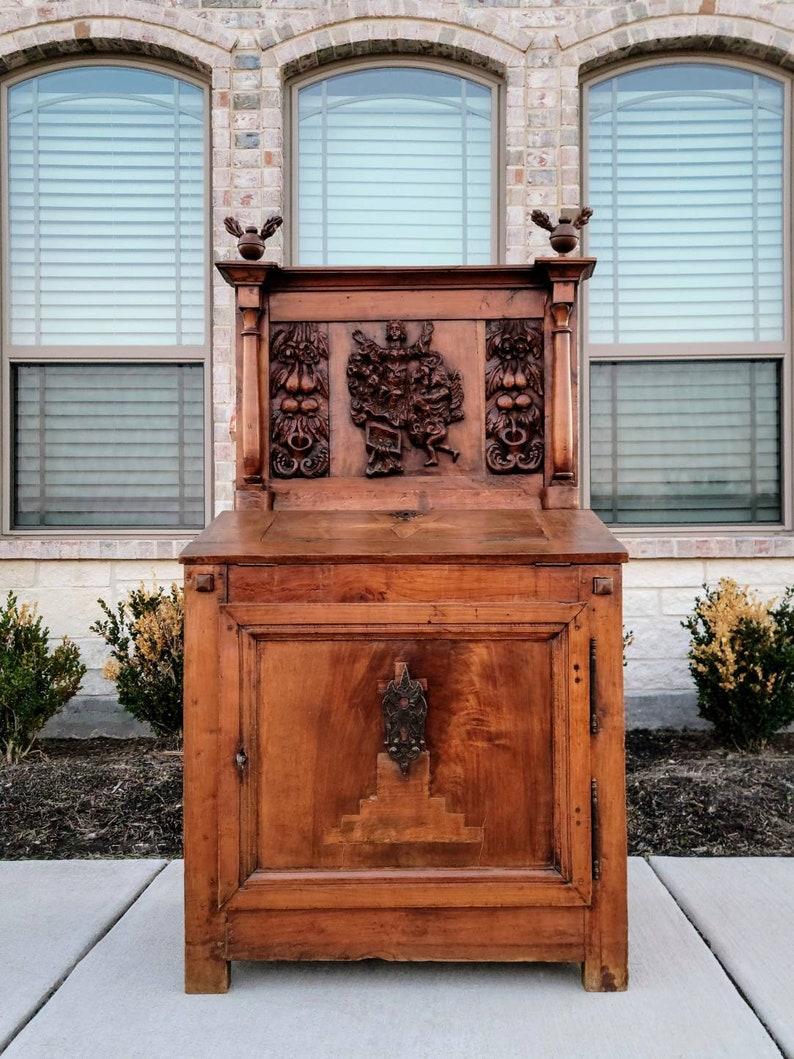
[{"xmin": 1, "ymin": 730, "xmax": 792, "ymax": 859}]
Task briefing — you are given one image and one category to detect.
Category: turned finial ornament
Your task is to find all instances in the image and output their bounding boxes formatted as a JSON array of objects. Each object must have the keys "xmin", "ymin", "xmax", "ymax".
[
  {"xmin": 224, "ymin": 214, "xmax": 283, "ymax": 260},
  {"xmin": 531, "ymin": 207, "xmax": 592, "ymax": 255}
]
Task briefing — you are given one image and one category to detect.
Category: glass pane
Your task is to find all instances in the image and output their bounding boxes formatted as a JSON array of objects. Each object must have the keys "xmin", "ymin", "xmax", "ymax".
[
  {"xmin": 587, "ymin": 63, "xmax": 784, "ymax": 344},
  {"xmin": 590, "ymin": 359, "xmax": 781, "ymax": 525},
  {"xmin": 8, "ymin": 66, "xmax": 205, "ymax": 346},
  {"xmin": 13, "ymin": 363, "xmax": 205, "ymax": 529},
  {"xmin": 297, "ymin": 67, "xmax": 493, "ymax": 265}
]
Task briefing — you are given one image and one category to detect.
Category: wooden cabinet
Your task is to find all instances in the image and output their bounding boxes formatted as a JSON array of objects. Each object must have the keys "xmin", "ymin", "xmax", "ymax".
[{"xmin": 182, "ymin": 254, "xmax": 628, "ymax": 993}]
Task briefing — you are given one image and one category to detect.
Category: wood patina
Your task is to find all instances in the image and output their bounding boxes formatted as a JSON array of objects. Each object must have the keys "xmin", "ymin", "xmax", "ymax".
[{"xmin": 181, "ymin": 218, "xmax": 628, "ymax": 993}]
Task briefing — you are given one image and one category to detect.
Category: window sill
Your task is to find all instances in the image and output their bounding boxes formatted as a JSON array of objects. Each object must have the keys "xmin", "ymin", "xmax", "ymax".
[
  {"xmin": 616, "ymin": 533, "xmax": 794, "ymax": 560},
  {"xmin": 0, "ymin": 537, "xmax": 197, "ymax": 561}
]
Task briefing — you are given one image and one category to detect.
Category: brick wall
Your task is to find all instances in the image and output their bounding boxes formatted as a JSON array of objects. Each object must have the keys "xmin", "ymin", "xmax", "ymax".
[{"xmin": 0, "ymin": 0, "xmax": 793, "ymax": 731}]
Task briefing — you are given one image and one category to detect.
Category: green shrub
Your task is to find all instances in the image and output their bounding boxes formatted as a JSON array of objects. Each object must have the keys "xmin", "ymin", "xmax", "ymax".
[
  {"xmin": 92, "ymin": 583, "xmax": 184, "ymax": 739},
  {"xmin": 0, "ymin": 592, "xmax": 85, "ymax": 762},
  {"xmin": 683, "ymin": 578, "xmax": 794, "ymax": 751}
]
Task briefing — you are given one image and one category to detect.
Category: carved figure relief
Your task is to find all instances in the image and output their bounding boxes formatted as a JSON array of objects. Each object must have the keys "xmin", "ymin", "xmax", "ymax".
[
  {"xmin": 380, "ymin": 661, "xmax": 428, "ymax": 775},
  {"xmin": 485, "ymin": 318, "xmax": 545, "ymax": 474},
  {"xmin": 270, "ymin": 322, "xmax": 329, "ymax": 478},
  {"xmin": 347, "ymin": 321, "xmax": 464, "ymax": 476}
]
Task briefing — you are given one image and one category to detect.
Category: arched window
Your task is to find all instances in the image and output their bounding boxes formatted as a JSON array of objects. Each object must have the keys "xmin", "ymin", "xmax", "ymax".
[
  {"xmin": 291, "ymin": 63, "xmax": 498, "ymax": 265},
  {"xmin": 584, "ymin": 61, "xmax": 785, "ymax": 527},
  {"xmin": 4, "ymin": 62, "xmax": 207, "ymax": 530}
]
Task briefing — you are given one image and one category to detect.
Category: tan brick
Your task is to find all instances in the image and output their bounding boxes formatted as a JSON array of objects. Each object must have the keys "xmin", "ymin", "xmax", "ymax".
[
  {"xmin": 38, "ymin": 560, "xmax": 111, "ymax": 588},
  {"xmin": 0, "ymin": 560, "xmax": 37, "ymax": 590}
]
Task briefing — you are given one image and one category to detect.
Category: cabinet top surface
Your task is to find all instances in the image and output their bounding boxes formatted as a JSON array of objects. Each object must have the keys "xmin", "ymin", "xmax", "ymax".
[{"xmin": 180, "ymin": 508, "xmax": 627, "ymax": 566}]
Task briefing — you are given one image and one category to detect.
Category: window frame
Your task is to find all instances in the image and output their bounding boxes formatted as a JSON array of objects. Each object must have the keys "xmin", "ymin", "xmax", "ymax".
[
  {"xmin": 580, "ymin": 53, "xmax": 793, "ymax": 533},
  {"xmin": 286, "ymin": 57, "xmax": 505, "ymax": 267},
  {"xmin": 0, "ymin": 56, "xmax": 213, "ymax": 537}
]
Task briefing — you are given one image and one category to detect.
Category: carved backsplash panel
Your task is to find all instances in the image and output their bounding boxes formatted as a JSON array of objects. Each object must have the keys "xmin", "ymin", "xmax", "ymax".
[
  {"xmin": 269, "ymin": 322, "xmax": 329, "ymax": 479},
  {"xmin": 267, "ymin": 318, "xmax": 545, "ymax": 480},
  {"xmin": 485, "ymin": 318, "xmax": 545, "ymax": 474}
]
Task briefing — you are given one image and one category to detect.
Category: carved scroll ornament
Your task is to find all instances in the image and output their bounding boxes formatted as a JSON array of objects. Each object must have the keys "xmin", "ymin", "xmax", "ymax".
[
  {"xmin": 270, "ymin": 322, "xmax": 329, "ymax": 478},
  {"xmin": 380, "ymin": 662, "xmax": 428, "ymax": 776},
  {"xmin": 347, "ymin": 321, "xmax": 464, "ymax": 477},
  {"xmin": 485, "ymin": 319, "xmax": 545, "ymax": 474}
]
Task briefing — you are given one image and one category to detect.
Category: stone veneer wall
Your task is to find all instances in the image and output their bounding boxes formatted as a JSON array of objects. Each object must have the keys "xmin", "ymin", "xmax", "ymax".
[{"xmin": 0, "ymin": 0, "xmax": 793, "ymax": 731}]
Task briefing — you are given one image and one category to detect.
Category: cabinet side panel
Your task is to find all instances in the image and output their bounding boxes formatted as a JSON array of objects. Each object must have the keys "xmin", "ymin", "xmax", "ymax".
[
  {"xmin": 183, "ymin": 565, "xmax": 229, "ymax": 993},
  {"xmin": 581, "ymin": 565, "xmax": 628, "ymax": 990}
]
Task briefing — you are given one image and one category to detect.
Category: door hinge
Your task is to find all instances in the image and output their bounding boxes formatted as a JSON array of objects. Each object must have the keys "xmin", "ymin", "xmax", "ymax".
[
  {"xmin": 235, "ymin": 747, "xmax": 248, "ymax": 775},
  {"xmin": 589, "ymin": 637, "xmax": 599, "ymax": 734},
  {"xmin": 591, "ymin": 778, "xmax": 601, "ymax": 881}
]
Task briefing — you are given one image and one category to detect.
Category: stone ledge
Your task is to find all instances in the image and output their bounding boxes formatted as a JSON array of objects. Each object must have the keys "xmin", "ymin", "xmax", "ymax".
[
  {"xmin": 0, "ymin": 539, "xmax": 194, "ymax": 560},
  {"xmin": 618, "ymin": 535, "xmax": 794, "ymax": 560},
  {"xmin": 2, "ymin": 534, "xmax": 793, "ymax": 562}
]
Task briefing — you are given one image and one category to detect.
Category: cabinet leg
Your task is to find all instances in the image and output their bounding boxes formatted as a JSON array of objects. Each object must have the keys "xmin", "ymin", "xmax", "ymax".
[
  {"xmin": 581, "ymin": 956, "xmax": 628, "ymax": 992},
  {"xmin": 185, "ymin": 949, "xmax": 231, "ymax": 994}
]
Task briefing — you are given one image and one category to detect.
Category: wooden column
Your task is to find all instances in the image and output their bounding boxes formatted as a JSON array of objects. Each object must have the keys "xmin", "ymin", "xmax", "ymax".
[
  {"xmin": 216, "ymin": 262, "xmax": 278, "ymax": 507},
  {"xmin": 238, "ymin": 283, "xmax": 263, "ymax": 484},
  {"xmin": 550, "ymin": 289, "xmax": 575, "ymax": 483},
  {"xmin": 537, "ymin": 257, "xmax": 595, "ymax": 509}
]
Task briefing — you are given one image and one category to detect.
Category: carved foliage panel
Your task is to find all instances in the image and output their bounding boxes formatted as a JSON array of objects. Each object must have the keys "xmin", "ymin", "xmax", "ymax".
[
  {"xmin": 269, "ymin": 322, "xmax": 330, "ymax": 478},
  {"xmin": 485, "ymin": 318, "xmax": 545, "ymax": 474}
]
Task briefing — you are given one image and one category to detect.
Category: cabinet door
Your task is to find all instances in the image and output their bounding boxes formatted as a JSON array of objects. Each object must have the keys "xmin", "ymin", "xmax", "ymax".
[{"xmin": 217, "ymin": 602, "xmax": 592, "ymax": 910}]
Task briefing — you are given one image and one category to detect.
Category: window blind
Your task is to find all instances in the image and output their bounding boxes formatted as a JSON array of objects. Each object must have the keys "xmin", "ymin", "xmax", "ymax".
[
  {"xmin": 297, "ymin": 67, "xmax": 493, "ymax": 265},
  {"xmin": 8, "ymin": 66, "xmax": 205, "ymax": 346},
  {"xmin": 587, "ymin": 64, "xmax": 784, "ymax": 345},
  {"xmin": 13, "ymin": 363, "xmax": 204, "ymax": 529},
  {"xmin": 590, "ymin": 360, "xmax": 781, "ymax": 525}
]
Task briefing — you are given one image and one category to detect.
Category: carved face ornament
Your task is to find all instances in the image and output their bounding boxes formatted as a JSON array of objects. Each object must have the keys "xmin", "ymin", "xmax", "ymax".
[{"xmin": 485, "ymin": 320, "xmax": 545, "ymax": 474}]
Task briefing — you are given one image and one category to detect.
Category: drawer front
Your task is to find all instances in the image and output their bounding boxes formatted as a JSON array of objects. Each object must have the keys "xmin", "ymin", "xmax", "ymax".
[{"xmin": 217, "ymin": 602, "xmax": 592, "ymax": 909}]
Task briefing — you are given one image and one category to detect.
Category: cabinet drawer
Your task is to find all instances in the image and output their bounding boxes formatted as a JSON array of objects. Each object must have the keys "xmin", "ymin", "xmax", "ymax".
[
  {"xmin": 217, "ymin": 602, "xmax": 593, "ymax": 909},
  {"xmin": 226, "ymin": 563, "xmax": 581, "ymax": 604}
]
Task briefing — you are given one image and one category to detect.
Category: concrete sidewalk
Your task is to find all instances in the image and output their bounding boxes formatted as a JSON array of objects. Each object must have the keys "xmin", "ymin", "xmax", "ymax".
[{"xmin": 2, "ymin": 858, "xmax": 791, "ymax": 1059}]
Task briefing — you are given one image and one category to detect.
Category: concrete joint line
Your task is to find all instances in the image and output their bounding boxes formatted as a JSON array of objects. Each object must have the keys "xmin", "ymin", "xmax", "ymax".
[
  {"xmin": 1, "ymin": 861, "xmax": 169, "ymax": 1055},
  {"xmin": 645, "ymin": 857, "xmax": 785, "ymax": 1059}
]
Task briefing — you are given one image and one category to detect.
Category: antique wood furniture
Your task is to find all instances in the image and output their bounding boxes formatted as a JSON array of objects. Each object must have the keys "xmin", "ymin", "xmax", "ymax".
[{"xmin": 181, "ymin": 237, "xmax": 628, "ymax": 993}]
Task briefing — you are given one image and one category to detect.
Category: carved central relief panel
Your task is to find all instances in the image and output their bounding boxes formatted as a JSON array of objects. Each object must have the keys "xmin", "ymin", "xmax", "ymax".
[{"xmin": 347, "ymin": 320, "xmax": 464, "ymax": 477}]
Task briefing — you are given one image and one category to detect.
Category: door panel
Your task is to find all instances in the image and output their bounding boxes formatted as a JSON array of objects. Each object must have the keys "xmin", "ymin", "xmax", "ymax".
[{"xmin": 218, "ymin": 602, "xmax": 591, "ymax": 905}]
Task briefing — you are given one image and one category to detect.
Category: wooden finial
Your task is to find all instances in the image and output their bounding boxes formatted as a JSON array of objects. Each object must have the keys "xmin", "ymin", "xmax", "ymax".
[
  {"xmin": 531, "ymin": 207, "xmax": 592, "ymax": 255},
  {"xmin": 224, "ymin": 214, "xmax": 283, "ymax": 260}
]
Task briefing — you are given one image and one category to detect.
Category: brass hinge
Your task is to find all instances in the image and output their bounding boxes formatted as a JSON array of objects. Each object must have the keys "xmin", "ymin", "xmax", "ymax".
[
  {"xmin": 589, "ymin": 637, "xmax": 599, "ymax": 734},
  {"xmin": 235, "ymin": 747, "xmax": 248, "ymax": 776},
  {"xmin": 591, "ymin": 778, "xmax": 601, "ymax": 881}
]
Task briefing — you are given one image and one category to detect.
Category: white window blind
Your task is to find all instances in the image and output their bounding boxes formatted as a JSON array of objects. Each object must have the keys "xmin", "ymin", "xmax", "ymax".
[
  {"xmin": 590, "ymin": 360, "xmax": 781, "ymax": 525},
  {"xmin": 7, "ymin": 66, "xmax": 205, "ymax": 346},
  {"xmin": 587, "ymin": 64, "xmax": 784, "ymax": 345},
  {"xmin": 297, "ymin": 67, "xmax": 493, "ymax": 265},
  {"xmin": 13, "ymin": 363, "xmax": 204, "ymax": 529}
]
